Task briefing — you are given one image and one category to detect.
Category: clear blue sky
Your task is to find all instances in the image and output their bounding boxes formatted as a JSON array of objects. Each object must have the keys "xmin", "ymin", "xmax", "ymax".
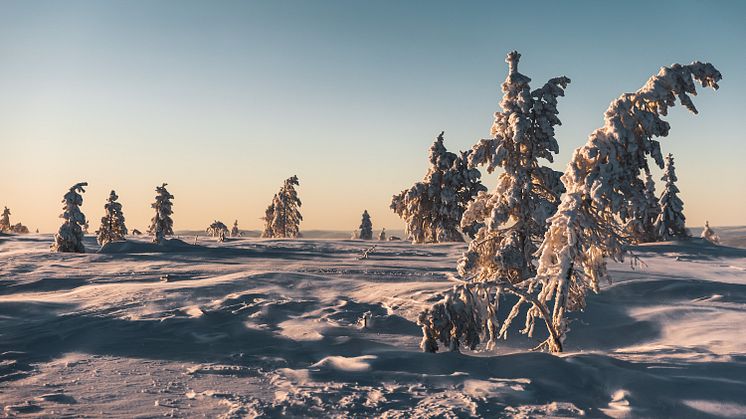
[{"xmin": 1, "ymin": 0, "xmax": 744, "ymax": 232}]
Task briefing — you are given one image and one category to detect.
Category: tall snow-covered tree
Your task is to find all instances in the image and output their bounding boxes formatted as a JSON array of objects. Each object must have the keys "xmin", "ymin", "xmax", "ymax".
[
  {"xmin": 147, "ymin": 183, "xmax": 174, "ymax": 244},
  {"xmin": 269, "ymin": 176, "xmax": 302, "ymax": 238},
  {"xmin": 419, "ymin": 60, "xmax": 721, "ymax": 354},
  {"xmin": 654, "ymin": 154, "xmax": 689, "ymax": 240},
  {"xmin": 52, "ymin": 182, "xmax": 88, "ymax": 253},
  {"xmin": 701, "ymin": 221, "xmax": 720, "ymax": 244},
  {"xmin": 0, "ymin": 207, "xmax": 11, "ymax": 232},
  {"xmin": 629, "ymin": 170, "xmax": 662, "ymax": 243},
  {"xmin": 358, "ymin": 210, "xmax": 373, "ymax": 240},
  {"xmin": 231, "ymin": 220, "xmax": 240, "ymax": 237},
  {"xmin": 207, "ymin": 220, "xmax": 229, "ymax": 242},
  {"xmin": 458, "ymin": 51, "xmax": 569, "ymax": 283},
  {"xmin": 96, "ymin": 190, "xmax": 128, "ymax": 246},
  {"xmin": 391, "ymin": 132, "xmax": 486, "ymax": 243}
]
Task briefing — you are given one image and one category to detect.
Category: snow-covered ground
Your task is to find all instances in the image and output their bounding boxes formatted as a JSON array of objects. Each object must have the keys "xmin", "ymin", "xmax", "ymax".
[{"xmin": 1, "ymin": 231, "xmax": 746, "ymax": 417}]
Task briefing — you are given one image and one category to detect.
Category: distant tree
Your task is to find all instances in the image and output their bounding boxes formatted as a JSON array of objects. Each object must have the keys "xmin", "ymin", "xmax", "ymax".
[
  {"xmin": 52, "ymin": 182, "xmax": 88, "ymax": 253},
  {"xmin": 419, "ymin": 59, "xmax": 721, "ymax": 354},
  {"xmin": 654, "ymin": 154, "xmax": 689, "ymax": 240},
  {"xmin": 458, "ymin": 51, "xmax": 568, "ymax": 283},
  {"xmin": 701, "ymin": 221, "xmax": 720, "ymax": 244},
  {"xmin": 231, "ymin": 220, "xmax": 240, "ymax": 237},
  {"xmin": 358, "ymin": 210, "xmax": 373, "ymax": 240},
  {"xmin": 132, "ymin": 229, "xmax": 142, "ymax": 236},
  {"xmin": 0, "ymin": 207, "xmax": 11, "ymax": 232},
  {"xmin": 261, "ymin": 198, "xmax": 276, "ymax": 238},
  {"xmin": 82, "ymin": 221, "xmax": 90, "ymax": 235},
  {"xmin": 378, "ymin": 228, "xmax": 386, "ymax": 241},
  {"xmin": 11, "ymin": 223, "xmax": 29, "ymax": 234},
  {"xmin": 391, "ymin": 132, "xmax": 486, "ymax": 243},
  {"xmin": 207, "ymin": 220, "xmax": 229, "ymax": 242},
  {"xmin": 96, "ymin": 190, "xmax": 128, "ymax": 246},
  {"xmin": 147, "ymin": 183, "xmax": 174, "ymax": 244},
  {"xmin": 269, "ymin": 176, "xmax": 302, "ymax": 238}
]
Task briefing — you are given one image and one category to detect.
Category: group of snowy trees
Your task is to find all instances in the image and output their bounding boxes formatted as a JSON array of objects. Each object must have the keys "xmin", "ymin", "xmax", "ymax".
[
  {"xmin": 0, "ymin": 206, "xmax": 30, "ymax": 234},
  {"xmin": 391, "ymin": 132, "xmax": 486, "ymax": 243},
  {"xmin": 262, "ymin": 176, "xmax": 303, "ymax": 238},
  {"xmin": 417, "ymin": 51, "xmax": 722, "ymax": 353}
]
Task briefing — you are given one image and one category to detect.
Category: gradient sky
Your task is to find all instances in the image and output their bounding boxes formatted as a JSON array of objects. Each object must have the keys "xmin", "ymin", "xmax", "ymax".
[{"xmin": 1, "ymin": 0, "xmax": 744, "ymax": 233}]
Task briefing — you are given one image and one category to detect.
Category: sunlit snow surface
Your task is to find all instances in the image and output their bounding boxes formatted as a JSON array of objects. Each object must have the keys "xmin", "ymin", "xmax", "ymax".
[{"xmin": 1, "ymin": 232, "xmax": 746, "ymax": 417}]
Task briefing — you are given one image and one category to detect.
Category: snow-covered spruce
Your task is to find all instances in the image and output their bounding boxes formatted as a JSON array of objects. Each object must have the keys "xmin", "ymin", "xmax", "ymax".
[
  {"xmin": 391, "ymin": 132, "xmax": 486, "ymax": 243},
  {"xmin": 358, "ymin": 210, "xmax": 373, "ymax": 240},
  {"xmin": 458, "ymin": 51, "xmax": 569, "ymax": 282},
  {"xmin": 701, "ymin": 221, "xmax": 720, "ymax": 244},
  {"xmin": 231, "ymin": 220, "xmax": 240, "ymax": 237},
  {"xmin": 654, "ymin": 154, "xmax": 689, "ymax": 240},
  {"xmin": 261, "ymin": 197, "xmax": 276, "ymax": 238},
  {"xmin": 420, "ymin": 60, "xmax": 721, "ymax": 354},
  {"xmin": 268, "ymin": 176, "xmax": 303, "ymax": 238},
  {"xmin": 207, "ymin": 220, "xmax": 229, "ymax": 242},
  {"xmin": 51, "ymin": 182, "xmax": 88, "ymax": 253},
  {"xmin": 96, "ymin": 190, "xmax": 128, "ymax": 246},
  {"xmin": 378, "ymin": 228, "xmax": 386, "ymax": 241},
  {"xmin": 147, "ymin": 183, "xmax": 174, "ymax": 244},
  {"xmin": 0, "ymin": 206, "xmax": 11, "ymax": 232},
  {"xmin": 627, "ymin": 170, "xmax": 662, "ymax": 243}
]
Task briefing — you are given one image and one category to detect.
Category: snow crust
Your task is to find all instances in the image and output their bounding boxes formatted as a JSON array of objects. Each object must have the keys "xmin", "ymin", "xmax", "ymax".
[{"xmin": 2, "ymin": 233, "xmax": 746, "ymax": 416}]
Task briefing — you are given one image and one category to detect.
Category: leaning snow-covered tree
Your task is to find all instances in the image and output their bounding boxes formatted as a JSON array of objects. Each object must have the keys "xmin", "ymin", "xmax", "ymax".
[
  {"xmin": 654, "ymin": 154, "xmax": 689, "ymax": 240},
  {"xmin": 0, "ymin": 207, "xmax": 11, "ymax": 232},
  {"xmin": 269, "ymin": 176, "xmax": 302, "ymax": 238},
  {"xmin": 147, "ymin": 183, "xmax": 174, "ymax": 244},
  {"xmin": 52, "ymin": 182, "xmax": 88, "ymax": 253},
  {"xmin": 419, "ymin": 59, "xmax": 721, "ymax": 354},
  {"xmin": 207, "ymin": 220, "xmax": 229, "ymax": 242},
  {"xmin": 391, "ymin": 132, "xmax": 486, "ymax": 243},
  {"xmin": 701, "ymin": 221, "xmax": 720, "ymax": 244},
  {"xmin": 231, "ymin": 220, "xmax": 240, "ymax": 237},
  {"xmin": 358, "ymin": 210, "xmax": 373, "ymax": 240},
  {"xmin": 458, "ymin": 51, "xmax": 569, "ymax": 282},
  {"xmin": 96, "ymin": 190, "xmax": 128, "ymax": 246}
]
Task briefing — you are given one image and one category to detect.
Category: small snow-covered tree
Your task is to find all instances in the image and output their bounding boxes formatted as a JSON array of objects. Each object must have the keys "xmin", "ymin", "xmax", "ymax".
[
  {"xmin": 420, "ymin": 59, "xmax": 721, "ymax": 354},
  {"xmin": 358, "ymin": 210, "xmax": 373, "ymax": 240},
  {"xmin": 11, "ymin": 223, "xmax": 29, "ymax": 234},
  {"xmin": 0, "ymin": 207, "xmax": 11, "ymax": 232},
  {"xmin": 269, "ymin": 176, "xmax": 302, "ymax": 238},
  {"xmin": 147, "ymin": 183, "xmax": 174, "ymax": 244},
  {"xmin": 96, "ymin": 190, "xmax": 128, "ymax": 246},
  {"xmin": 628, "ymin": 170, "xmax": 662, "ymax": 243},
  {"xmin": 379, "ymin": 228, "xmax": 386, "ymax": 241},
  {"xmin": 391, "ymin": 132, "xmax": 486, "ymax": 243},
  {"xmin": 231, "ymin": 220, "xmax": 240, "ymax": 237},
  {"xmin": 654, "ymin": 154, "xmax": 689, "ymax": 240},
  {"xmin": 701, "ymin": 221, "xmax": 720, "ymax": 244},
  {"xmin": 52, "ymin": 182, "xmax": 88, "ymax": 253},
  {"xmin": 458, "ymin": 51, "xmax": 569, "ymax": 283},
  {"xmin": 207, "ymin": 220, "xmax": 229, "ymax": 242},
  {"xmin": 261, "ymin": 198, "xmax": 276, "ymax": 238}
]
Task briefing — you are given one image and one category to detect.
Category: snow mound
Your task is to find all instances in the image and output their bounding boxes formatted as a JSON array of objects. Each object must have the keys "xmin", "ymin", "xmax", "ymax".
[{"xmin": 98, "ymin": 238, "xmax": 200, "ymax": 253}]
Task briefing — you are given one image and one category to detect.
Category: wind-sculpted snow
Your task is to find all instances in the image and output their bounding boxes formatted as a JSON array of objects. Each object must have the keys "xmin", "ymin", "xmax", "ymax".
[{"xmin": 1, "ymin": 234, "xmax": 746, "ymax": 417}]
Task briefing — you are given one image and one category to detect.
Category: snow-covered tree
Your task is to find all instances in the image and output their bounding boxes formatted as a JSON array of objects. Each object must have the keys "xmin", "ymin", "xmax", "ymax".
[
  {"xmin": 261, "ymin": 198, "xmax": 276, "ymax": 238},
  {"xmin": 420, "ymin": 59, "xmax": 721, "ymax": 354},
  {"xmin": 269, "ymin": 176, "xmax": 302, "ymax": 238},
  {"xmin": 701, "ymin": 221, "xmax": 720, "ymax": 244},
  {"xmin": 0, "ymin": 207, "xmax": 11, "ymax": 232},
  {"xmin": 96, "ymin": 190, "xmax": 128, "ymax": 246},
  {"xmin": 147, "ymin": 183, "xmax": 174, "ymax": 244},
  {"xmin": 82, "ymin": 221, "xmax": 90, "ymax": 234},
  {"xmin": 358, "ymin": 210, "xmax": 373, "ymax": 240},
  {"xmin": 378, "ymin": 228, "xmax": 386, "ymax": 241},
  {"xmin": 52, "ymin": 182, "xmax": 88, "ymax": 253},
  {"xmin": 627, "ymin": 170, "xmax": 662, "ymax": 243},
  {"xmin": 207, "ymin": 220, "xmax": 229, "ymax": 242},
  {"xmin": 11, "ymin": 223, "xmax": 29, "ymax": 234},
  {"xmin": 391, "ymin": 132, "xmax": 486, "ymax": 243},
  {"xmin": 654, "ymin": 154, "xmax": 689, "ymax": 240},
  {"xmin": 231, "ymin": 220, "xmax": 240, "ymax": 237},
  {"xmin": 458, "ymin": 51, "xmax": 569, "ymax": 283}
]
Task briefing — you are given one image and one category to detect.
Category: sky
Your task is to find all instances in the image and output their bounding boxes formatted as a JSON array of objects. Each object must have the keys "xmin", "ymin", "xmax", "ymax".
[{"xmin": 1, "ymin": 0, "xmax": 744, "ymax": 233}]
